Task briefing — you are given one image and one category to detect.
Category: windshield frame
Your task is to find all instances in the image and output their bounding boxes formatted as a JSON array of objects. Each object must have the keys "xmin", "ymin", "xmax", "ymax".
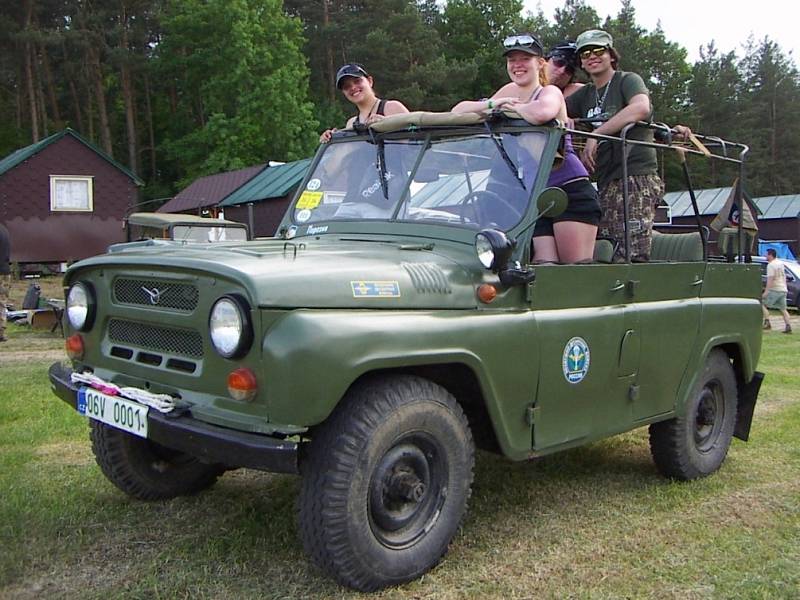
[{"xmin": 279, "ymin": 120, "xmax": 564, "ymax": 259}]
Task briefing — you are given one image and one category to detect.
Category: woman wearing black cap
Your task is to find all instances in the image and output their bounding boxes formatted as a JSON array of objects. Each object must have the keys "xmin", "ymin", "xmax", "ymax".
[
  {"xmin": 319, "ymin": 63, "xmax": 409, "ymax": 143},
  {"xmin": 545, "ymin": 41, "xmax": 583, "ymax": 98},
  {"xmin": 451, "ymin": 33, "xmax": 600, "ymax": 263}
]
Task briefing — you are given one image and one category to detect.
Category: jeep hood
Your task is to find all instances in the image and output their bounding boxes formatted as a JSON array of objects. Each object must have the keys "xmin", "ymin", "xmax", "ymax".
[{"xmin": 76, "ymin": 237, "xmax": 481, "ymax": 309}]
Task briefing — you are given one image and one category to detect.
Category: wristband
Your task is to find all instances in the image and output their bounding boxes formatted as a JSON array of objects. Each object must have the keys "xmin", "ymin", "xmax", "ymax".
[{"xmin": 487, "ymin": 99, "xmax": 494, "ymax": 110}]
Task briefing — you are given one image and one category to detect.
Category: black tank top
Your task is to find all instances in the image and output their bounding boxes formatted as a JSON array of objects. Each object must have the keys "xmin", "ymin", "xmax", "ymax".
[{"xmin": 354, "ymin": 99, "xmax": 387, "ymax": 125}]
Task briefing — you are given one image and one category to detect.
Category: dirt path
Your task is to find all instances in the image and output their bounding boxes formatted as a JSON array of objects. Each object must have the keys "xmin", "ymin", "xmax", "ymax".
[{"xmin": 0, "ymin": 337, "xmax": 64, "ymax": 364}]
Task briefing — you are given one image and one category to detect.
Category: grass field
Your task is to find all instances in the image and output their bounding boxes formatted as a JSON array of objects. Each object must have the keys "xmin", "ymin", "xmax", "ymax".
[{"xmin": 1, "ymin": 290, "xmax": 798, "ymax": 599}]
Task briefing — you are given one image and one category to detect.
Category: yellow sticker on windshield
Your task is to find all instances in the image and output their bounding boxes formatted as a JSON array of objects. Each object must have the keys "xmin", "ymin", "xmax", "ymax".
[{"xmin": 296, "ymin": 191, "xmax": 323, "ymax": 210}]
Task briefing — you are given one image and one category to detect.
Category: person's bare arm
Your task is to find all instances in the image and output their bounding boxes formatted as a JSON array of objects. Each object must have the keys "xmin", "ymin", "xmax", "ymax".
[
  {"xmin": 510, "ymin": 85, "xmax": 563, "ymax": 124},
  {"xmin": 364, "ymin": 100, "xmax": 410, "ymax": 124},
  {"xmin": 451, "ymin": 84, "xmax": 519, "ymax": 114}
]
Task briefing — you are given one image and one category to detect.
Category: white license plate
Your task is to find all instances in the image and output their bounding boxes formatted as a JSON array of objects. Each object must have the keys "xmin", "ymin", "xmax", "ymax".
[{"xmin": 78, "ymin": 388, "xmax": 149, "ymax": 438}]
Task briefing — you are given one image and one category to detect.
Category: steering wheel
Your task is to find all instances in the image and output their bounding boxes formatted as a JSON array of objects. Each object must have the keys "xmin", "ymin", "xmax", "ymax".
[{"xmin": 458, "ymin": 190, "xmax": 524, "ymax": 228}]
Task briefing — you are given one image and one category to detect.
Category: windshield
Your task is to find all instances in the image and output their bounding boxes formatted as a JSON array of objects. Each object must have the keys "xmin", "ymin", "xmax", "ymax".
[
  {"xmin": 292, "ymin": 130, "xmax": 548, "ymax": 231},
  {"xmin": 172, "ymin": 224, "xmax": 248, "ymax": 243}
]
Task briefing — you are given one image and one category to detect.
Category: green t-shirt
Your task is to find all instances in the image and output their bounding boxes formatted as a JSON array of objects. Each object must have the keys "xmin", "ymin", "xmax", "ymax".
[{"xmin": 566, "ymin": 70, "xmax": 657, "ymax": 190}]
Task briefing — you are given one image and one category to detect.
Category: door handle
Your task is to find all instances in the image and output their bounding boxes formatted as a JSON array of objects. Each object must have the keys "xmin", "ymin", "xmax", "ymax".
[
  {"xmin": 610, "ymin": 280, "xmax": 625, "ymax": 292},
  {"xmin": 691, "ymin": 278, "xmax": 704, "ymax": 286}
]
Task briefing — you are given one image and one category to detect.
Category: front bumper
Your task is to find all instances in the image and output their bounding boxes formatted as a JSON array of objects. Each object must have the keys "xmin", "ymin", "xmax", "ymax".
[{"xmin": 49, "ymin": 362, "xmax": 299, "ymax": 474}]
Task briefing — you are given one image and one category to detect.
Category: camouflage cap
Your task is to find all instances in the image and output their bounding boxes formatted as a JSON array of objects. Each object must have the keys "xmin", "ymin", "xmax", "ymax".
[{"xmin": 576, "ymin": 29, "xmax": 613, "ymax": 52}]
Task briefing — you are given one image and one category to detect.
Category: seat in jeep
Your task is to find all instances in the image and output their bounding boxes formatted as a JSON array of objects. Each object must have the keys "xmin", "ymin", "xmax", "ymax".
[{"xmin": 650, "ymin": 231, "xmax": 703, "ymax": 262}]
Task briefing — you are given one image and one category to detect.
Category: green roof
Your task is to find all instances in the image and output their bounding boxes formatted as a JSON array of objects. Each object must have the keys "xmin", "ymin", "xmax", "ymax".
[
  {"xmin": 752, "ymin": 194, "xmax": 800, "ymax": 219},
  {"xmin": 0, "ymin": 128, "xmax": 144, "ymax": 185},
  {"xmin": 219, "ymin": 158, "xmax": 312, "ymax": 206},
  {"xmin": 664, "ymin": 187, "xmax": 799, "ymax": 220}
]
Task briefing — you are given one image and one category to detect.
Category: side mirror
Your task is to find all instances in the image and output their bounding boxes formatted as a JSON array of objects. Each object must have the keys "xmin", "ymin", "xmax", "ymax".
[{"xmin": 536, "ymin": 187, "xmax": 568, "ymax": 218}]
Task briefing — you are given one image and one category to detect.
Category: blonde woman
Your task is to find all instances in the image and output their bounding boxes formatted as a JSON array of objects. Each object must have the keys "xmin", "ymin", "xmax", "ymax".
[{"xmin": 452, "ymin": 34, "xmax": 600, "ymax": 263}]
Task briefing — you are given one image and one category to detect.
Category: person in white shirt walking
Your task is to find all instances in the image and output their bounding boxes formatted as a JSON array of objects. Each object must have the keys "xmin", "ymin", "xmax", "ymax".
[{"xmin": 762, "ymin": 248, "xmax": 792, "ymax": 333}]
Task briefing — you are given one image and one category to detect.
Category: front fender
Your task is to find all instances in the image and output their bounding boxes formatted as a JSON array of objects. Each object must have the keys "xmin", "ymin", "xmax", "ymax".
[{"xmin": 261, "ymin": 309, "xmax": 540, "ymax": 459}]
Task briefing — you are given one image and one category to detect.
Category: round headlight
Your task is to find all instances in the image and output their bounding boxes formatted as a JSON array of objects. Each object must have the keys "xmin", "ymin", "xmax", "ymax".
[
  {"xmin": 209, "ymin": 296, "xmax": 252, "ymax": 358},
  {"xmin": 475, "ymin": 229, "xmax": 514, "ymax": 272},
  {"xmin": 66, "ymin": 282, "xmax": 95, "ymax": 331},
  {"xmin": 475, "ymin": 234, "xmax": 496, "ymax": 269}
]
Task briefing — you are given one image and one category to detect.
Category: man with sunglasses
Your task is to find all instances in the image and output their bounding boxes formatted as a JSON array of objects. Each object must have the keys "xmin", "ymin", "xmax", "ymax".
[
  {"xmin": 565, "ymin": 29, "xmax": 663, "ymax": 261},
  {"xmin": 545, "ymin": 41, "xmax": 583, "ymax": 98}
]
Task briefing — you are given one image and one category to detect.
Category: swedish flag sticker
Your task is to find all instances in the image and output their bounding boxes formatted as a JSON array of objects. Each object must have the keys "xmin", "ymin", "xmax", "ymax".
[{"xmin": 351, "ymin": 281, "xmax": 401, "ymax": 298}]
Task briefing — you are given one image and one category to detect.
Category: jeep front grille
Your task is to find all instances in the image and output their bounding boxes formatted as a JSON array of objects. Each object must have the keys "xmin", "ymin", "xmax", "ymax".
[
  {"xmin": 113, "ymin": 278, "xmax": 199, "ymax": 311},
  {"xmin": 107, "ymin": 318, "xmax": 204, "ymax": 358}
]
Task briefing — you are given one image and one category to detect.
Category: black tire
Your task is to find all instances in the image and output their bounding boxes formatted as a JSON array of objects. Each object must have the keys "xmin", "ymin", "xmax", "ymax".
[
  {"xmin": 298, "ymin": 375, "xmax": 475, "ymax": 592},
  {"xmin": 90, "ymin": 421, "xmax": 224, "ymax": 500},
  {"xmin": 649, "ymin": 349, "xmax": 737, "ymax": 480}
]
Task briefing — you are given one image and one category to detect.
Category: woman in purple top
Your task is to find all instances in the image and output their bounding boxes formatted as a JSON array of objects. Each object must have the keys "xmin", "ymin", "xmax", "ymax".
[{"xmin": 452, "ymin": 33, "xmax": 600, "ymax": 263}]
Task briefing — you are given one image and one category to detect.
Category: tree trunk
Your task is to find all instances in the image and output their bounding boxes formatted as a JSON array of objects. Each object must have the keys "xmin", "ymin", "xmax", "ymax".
[
  {"xmin": 33, "ymin": 45, "xmax": 50, "ymax": 137},
  {"xmin": 119, "ymin": 8, "xmax": 138, "ymax": 175},
  {"xmin": 40, "ymin": 44, "xmax": 62, "ymax": 128},
  {"xmin": 143, "ymin": 73, "xmax": 157, "ymax": 180},
  {"xmin": 323, "ymin": 0, "xmax": 335, "ymax": 102},
  {"xmin": 88, "ymin": 45, "xmax": 113, "ymax": 155},
  {"xmin": 68, "ymin": 79, "xmax": 84, "ymax": 131},
  {"xmin": 23, "ymin": 0, "xmax": 39, "ymax": 141}
]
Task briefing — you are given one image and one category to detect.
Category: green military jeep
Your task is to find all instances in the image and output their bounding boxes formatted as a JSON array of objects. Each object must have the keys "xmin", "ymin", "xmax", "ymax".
[{"xmin": 49, "ymin": 112, "xmax": 764, "ymax": 591}]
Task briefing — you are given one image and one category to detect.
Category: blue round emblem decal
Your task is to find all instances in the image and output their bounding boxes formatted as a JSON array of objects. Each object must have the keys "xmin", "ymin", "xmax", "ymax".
[{"xmin": 562, "ymin": 337, "xmax": 590, "ymax": 384}]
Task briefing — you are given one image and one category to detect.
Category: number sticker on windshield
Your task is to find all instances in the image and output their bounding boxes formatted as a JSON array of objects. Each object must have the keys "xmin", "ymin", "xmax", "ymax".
[{"xmin": 297, "ymin": 191, "xmax": 323, "ymax": 210}]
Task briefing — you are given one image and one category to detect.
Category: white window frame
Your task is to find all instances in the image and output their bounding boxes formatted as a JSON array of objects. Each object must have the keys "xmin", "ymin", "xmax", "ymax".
[{"xmin": 50, "ymin": 175, "xmax": 94, "ymax": 212}]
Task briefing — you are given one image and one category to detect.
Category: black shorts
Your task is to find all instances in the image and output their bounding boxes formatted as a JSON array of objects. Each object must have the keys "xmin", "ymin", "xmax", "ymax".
[{"xmin": 533, "ymin": 178, "xmax": 602, "ymax": 237}]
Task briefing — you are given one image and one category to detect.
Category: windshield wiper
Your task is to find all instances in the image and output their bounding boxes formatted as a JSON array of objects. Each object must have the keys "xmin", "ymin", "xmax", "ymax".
[
  {"xmin": 483, "ymin": 122, "xmax": 525, "ymax": 189},
  {"xmin": 370, "ymin": 130, "xmax": 389, "ymax": 200}
]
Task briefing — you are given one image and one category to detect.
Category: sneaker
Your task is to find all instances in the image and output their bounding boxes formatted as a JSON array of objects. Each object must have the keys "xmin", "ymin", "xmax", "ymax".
[
  {"xmin": 763, "ymin": 320, "xmax": 772, "ymax": 330},
  {"xmin": 784, "ymin": 325, "xmax": 792, "ymax": 334}
]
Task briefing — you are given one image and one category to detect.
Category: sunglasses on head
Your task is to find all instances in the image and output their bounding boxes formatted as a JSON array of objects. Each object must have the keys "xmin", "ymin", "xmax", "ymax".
[
  {"xmin": 579, "ymin": 47, "xmax": 608, "ymax": 60},
  {"xmin": 504, "ymin": 34, "xmax": 535, "ymax": 47}
]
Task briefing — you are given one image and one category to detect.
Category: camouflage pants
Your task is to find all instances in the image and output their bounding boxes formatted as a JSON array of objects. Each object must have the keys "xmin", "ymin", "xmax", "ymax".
[
  {"xmin": 598, "ymin": 174, "xmax": 665, "ymax": 261},
  {"xmin": 0, "ymin": 273, "xmax": 10, "ymax": 339}
]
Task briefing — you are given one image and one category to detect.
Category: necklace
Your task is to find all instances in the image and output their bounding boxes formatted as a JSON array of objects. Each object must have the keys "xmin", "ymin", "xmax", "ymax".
[
  {"xmin": 594, "ymin": 72, "xmax": 616, "ymax": 112},
  {"xmin": 359, "ymin": 98, "xmax": 380, "ymax": 123},
  {"xmin": 587, "ymin": 72, "xmax": 615, "ymax": 123}
]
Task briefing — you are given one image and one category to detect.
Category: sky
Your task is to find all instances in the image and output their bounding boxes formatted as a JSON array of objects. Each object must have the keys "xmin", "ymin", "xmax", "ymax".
[{"xmin": 523, "ymin": 0, "xmax": 798, "ymax": 65}]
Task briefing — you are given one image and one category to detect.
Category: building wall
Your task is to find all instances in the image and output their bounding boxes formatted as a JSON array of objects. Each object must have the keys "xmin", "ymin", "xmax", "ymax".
[
  {"xmin": 0, "ymin": 135, "xmax": 138, "ymax": 263},
  {"xmin": 224, "ymin": 195, "xmax": 292, "ymax": 238}
]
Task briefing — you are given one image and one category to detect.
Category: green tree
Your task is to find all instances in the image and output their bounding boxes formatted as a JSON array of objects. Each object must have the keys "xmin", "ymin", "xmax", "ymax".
[
  {"xmin": 438, "ymin": 0, "xmax": 527, "ymax": 99},
  {"xmin": 155, "ymin": 0, "xmax": 318, "ymax": 185},
  {"xmin": 737, "ymin": 37, "xmax": 800, "ymax": 196},
  {"xmin": 686, "ymin": 42, "xmax": 742, "ymax": 189},
  {"xmin": 550, "ymin": 0, "xmax": 600, "ymax": 45}
]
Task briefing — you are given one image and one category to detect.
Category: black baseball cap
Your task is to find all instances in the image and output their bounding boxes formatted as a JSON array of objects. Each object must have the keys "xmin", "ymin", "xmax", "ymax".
[
  {"xmin": 502, "ymin": 34, "xmax": 544, "ymax": 57},
  {"xmin": 547, "ymin": 40, "xmax": 577, "ymax": 60},
  {"xmin": 335, "ymin": 63, "xmax": 370, "ymax": 88}
]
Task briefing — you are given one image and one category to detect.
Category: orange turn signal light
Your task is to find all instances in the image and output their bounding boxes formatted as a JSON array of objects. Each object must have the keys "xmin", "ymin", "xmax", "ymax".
[
  {"xmin": 65, "ymin": 334, "xmax": 85, "ymax": 360},
  {"xmin": 227, "ymin": 367, "xmax": 258, "ymax": 402},
  {"xmin": 477, "ymin": 283, "xmax": 498, "ymax": 304}
]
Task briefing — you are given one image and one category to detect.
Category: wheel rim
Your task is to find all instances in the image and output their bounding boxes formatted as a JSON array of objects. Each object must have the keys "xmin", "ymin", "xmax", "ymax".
[
  {"xmin": 368, "ymin": 433, "xmax": 447, "ymax": 550},
  {"xmin": 694, "ymin": 380, "xmax": 725, "ymax": 453}
]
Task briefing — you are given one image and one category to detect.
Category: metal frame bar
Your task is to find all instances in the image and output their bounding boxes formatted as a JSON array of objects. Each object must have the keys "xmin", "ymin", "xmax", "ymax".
[{"xmin": 567, "ymin": 120, "xmax": 750, "ymax": 263}]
